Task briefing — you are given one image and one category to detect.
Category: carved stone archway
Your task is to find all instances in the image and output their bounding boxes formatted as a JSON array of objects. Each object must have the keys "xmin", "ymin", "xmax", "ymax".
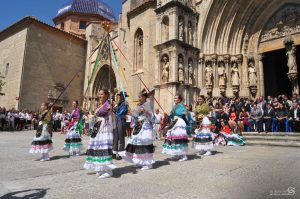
[{"xmin": 89, "ymin": 65, "xmax": 116, "ymax": 109}]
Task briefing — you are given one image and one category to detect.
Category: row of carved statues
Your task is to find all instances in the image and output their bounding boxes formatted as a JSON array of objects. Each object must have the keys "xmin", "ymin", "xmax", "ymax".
[
  {"xmin": 203, "ymin": 58, "xmax": 257, "ymax": 88},
  {"xmin": 160, "ymin": 54, "xmax": 259, "ymax": 88},
  {"xmin": 178, "ymin": 18, "xmax": 193, "ymax": 45},
  {"xmin": 158, "ymin": 37, "xmax": 298, "ymax": 95},
  {"xmin": 161, "ymin": 55, "xmax": 194, "ymax": 85}
]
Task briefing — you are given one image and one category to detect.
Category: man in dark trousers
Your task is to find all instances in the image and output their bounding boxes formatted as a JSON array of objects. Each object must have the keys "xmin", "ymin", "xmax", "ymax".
[
  {"xmin": 113, "ymin": 92, "xmax": 128, "ymax": 160},
  {"xmin": 262, "ymin": 103, "xmax": 275, "ymax": 133},
  {"xmin": 288, "ymin": 102, "xmax": 300, "ymax": 132}
]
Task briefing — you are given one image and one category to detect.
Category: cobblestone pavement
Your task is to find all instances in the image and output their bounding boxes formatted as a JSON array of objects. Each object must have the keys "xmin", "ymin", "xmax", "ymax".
[{"xmin": 0, "ymin": 131, "xmax": 299, "ymax": 199}]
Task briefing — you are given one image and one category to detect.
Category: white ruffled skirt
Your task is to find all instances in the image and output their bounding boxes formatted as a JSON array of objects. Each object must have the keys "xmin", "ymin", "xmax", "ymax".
[
  {"xmin": 162, "ymin": 118, "xmax": 189, "ymax": 156},
  {"xmin": 29, "ymin": 124, "xmax": 53, "ymax": 154},
  {"xmin": 121, "ymin": 122, "xmax": 155, "ymax": 166},
  {"xmin": 63, "ymin": 121, "xmax": 84, "ymax": 153},
  {"xmin": 84, "ymin": 117, "xmax": 116, "ymax": 172}
]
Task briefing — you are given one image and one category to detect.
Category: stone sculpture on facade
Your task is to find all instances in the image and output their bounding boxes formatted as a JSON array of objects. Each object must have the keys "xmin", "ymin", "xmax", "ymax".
[
  {"xmin": 260, "ymin": 6, "xmax": 300, "ymax": 43},
  {"xmin": 284, "ymin": 37, "xmax": 299, "ymax": 94},
  {"xmin": 204, "ymin": 61, "xmax": 213, "ymax": 96},
  {"xmin": 231, "ymin": 57, "xmax": 240, "ymax": 96},
  {"xmin": 47, "ymin": 83, "xmax": 68, "ymax": 106},
  {"xmin": 178, "ymin": 18, "xmax": 184, "ymax": 41},
  {"xmin": 188, "ymin": 61, "xmax": 193, "ymax": 85},
  {"xmin": 248, "ymin": 57, "xmax": 257, "ymax": 96},
  {"xmin": 217, "ymin": 59, "xmax": 226, "ymax": 95},
  {"xmin": 188, "ymin": 21, "xmax": 193, "ymax": 45},
  {"xmin": 286, "ymin": 42, "xmax": 297, "ymax": 73},
  {"xmin": 135, "ymin": 30, "xmax": 143, "ymax": 71},
  {"xmin": 161, "ymin": 56, "xmax": 170, "ymax": 83},
  {"xmin": 178, "ymin": 56, "xmax": 184, "ymax": 83},
  {"xmin": 231, "ymin": 63, "xmax": 240, "ymax": 86}
]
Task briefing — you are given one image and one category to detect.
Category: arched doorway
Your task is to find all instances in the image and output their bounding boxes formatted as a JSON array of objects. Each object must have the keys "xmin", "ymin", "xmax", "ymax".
[
  {"xmin": 263, "ymin": 47, "xmax": 300, "ymax": 97},
  {"xmin": 92, "ymin": 65, "xmax": 116, "ymax": 100}
]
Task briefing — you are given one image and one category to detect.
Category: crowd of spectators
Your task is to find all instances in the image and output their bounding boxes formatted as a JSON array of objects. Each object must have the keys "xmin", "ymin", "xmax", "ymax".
[
  {"xmin": 192, "ymin": 94, "xmax": 300, "ymax": 133},
  {"xmin": 1, "ymin": 94, "xmax": 299, "ymax": 135},
  {"xmin": 0, "ymin": 108, "xmax": 35, "ymax": 131},
  {"xmin": 0, "ymin": 107, "xmax": 72, "ymax": 132}
]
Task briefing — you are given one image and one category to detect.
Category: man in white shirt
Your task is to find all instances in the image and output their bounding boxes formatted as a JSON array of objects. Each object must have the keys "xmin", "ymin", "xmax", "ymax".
[
  {"xmin": 53, "ymin": 110, "xmax": 61, "ymax": 132},
  {"xmin": 154, "ymin": 108, "xmax": 163, "ymax": 140},
  {"xmin": 19, "ymin": 110, "xmax": 26, "ymax": 130},
  {"xmin": 25, "ymin": 112, "xmax": 32, "ymax": 130},
  {"xmin": 7, "ymin": 110, "xmax": 15, "ymax": 131}
]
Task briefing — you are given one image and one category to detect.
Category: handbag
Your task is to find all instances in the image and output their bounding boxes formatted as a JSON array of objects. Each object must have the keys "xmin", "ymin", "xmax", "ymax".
[
  {"xmin": 91, "ymin": 121, "xmax": 102, "ymax": 138},
  {"xmin": 36, "ymin": 124, "xmax": 43, "ymax": 137}
]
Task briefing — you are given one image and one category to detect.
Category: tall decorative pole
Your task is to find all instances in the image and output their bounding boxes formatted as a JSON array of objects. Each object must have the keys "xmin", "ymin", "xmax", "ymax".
[{"xmin": 284, "ymin": 37, "xmax": 299, "ymax": 95}]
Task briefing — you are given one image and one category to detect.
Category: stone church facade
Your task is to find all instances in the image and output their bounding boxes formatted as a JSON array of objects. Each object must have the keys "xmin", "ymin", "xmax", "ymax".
[
  {"xmin": 1, "ymin": 0, "xmax": 299, "ymax": 113},
  {"xmin": 105, "ymin": 0, "xmax": 299, "ymax": 112}
]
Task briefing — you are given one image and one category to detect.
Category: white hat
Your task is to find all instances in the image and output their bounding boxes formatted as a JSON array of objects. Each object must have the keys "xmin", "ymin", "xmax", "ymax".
[
  {"xmin": 202, "ymin": 117, "xmax": 211, "ymax": 125},
  {"xmin": 138, "ymin": 116, "xmax": 146, "ymax": 122}
]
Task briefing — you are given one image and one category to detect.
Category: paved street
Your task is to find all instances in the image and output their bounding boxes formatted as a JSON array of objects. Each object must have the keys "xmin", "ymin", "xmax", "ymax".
[{"xmin": 0, "ymin": 131, "xmax": 299, "ymax": 199}]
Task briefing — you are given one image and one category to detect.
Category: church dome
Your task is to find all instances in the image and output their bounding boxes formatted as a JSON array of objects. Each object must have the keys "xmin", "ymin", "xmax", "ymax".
[{"xmin": 55, "ymin": 0, "xmax": 116, "ymax": 22}]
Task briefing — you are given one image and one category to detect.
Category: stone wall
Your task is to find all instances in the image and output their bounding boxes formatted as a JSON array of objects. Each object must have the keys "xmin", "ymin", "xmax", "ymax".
[
  {"xmin": 0, "ymin": 27, "xmax": 28, "ymax": 109},
  {"xmin": 117, "ymin": 0, "xmax": 157, "ymax": 104},
  {"xmin": 19, "ymin": 22, "xmax": 87, "ymax": 111}
]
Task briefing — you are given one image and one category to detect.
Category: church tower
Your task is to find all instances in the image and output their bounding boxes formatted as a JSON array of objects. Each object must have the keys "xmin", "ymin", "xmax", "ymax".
[{"xmin": 53, "ymin": 0, "xmax": 116, "ymax": 39}]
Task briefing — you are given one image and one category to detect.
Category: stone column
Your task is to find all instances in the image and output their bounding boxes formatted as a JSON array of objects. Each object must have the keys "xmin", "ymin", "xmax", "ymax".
[
  {"xmin": 212, "ymin": 54, "xmax": 217, "ymax": 89},
  {"xmin": 224, "ymin": 55, "xmax": 231, "ymax": 88},
  {"xmin": 171, "ymin": 49, "xmax": 177, "ymax": 82},
  {"xmin": 258, "ymin": 53, "xmax": 265, "ymax": 97},
  {"xmin": 156, "ymin": 15, "xmax": 162, "ymax": 45},
  {"xmin": 198, "ymin": 53, "xmax": 204, "ymax": 88},
  {"xmin": 173, "ymin": 10, "xmax": 178, "ymax": 40},
  {"xmin": 185, "ymin": 16, "xmax": 189, "ymax": 43},
  {"xmin": 155, "ymin": 52, "xmax": 161, "ymax": 85}
]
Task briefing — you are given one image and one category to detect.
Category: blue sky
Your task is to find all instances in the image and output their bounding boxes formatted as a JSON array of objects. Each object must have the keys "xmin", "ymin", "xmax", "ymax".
[{"xmin": 0, "ymin": 0, "xmax": 122, "ymax": 31}]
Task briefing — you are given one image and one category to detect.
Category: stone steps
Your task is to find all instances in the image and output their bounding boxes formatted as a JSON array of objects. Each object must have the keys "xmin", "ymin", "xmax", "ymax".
[
  {"xmin": 243, "ymin": 132, "xmax": 300, "ymax": 147},
  {"xmin": 242, "ymin": 132, "xmax": 300, "ymax": 136}
]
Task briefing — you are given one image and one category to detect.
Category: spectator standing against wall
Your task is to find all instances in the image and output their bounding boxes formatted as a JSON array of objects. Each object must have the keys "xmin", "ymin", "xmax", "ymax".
[{"xmin": 249, "ymin": 104, "xmax": 263, "ymax": 132}]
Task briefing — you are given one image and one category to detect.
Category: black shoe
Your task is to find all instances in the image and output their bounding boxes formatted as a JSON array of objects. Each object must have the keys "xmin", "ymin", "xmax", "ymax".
[
  {"xmin": 112, "ymin": 154, "xmax": 117, "ymax": 160},
  {"xmin": 116, "ymin": 155, "xmax": 122, "ymax": 160}
]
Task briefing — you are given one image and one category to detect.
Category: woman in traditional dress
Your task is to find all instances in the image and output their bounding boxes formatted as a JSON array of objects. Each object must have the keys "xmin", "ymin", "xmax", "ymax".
[
  {"xmin": 121, "ymin": 89, "xmax": 155, "ymax": 170},
  {"xmin": 84, "ymin": 89, "xmax": 116, "ymax": 179},
  {"xmin": 225, "ymin": 131, "xmax": 246, "ymax": 146},
  {"xmin": 162, "ymin": 95, "xmax": 190, "ymax": 161},
  {"xmin": 29, "ymin": 102, "xmax": 53, "ymax": 161},
  {"xmin": 217, "ymin": 119, "xmax": 245, "ymax": 146},
  {"xmin": 214, "ymin": 119, "xmax": 230, "ymax": 146},
  {"xmin": 63, "ymin": 100, "xmax": 84, "ymax": 156},
  {"xmin": 193, "ymin": 117, "xmax": 215, "ymax": 156}
]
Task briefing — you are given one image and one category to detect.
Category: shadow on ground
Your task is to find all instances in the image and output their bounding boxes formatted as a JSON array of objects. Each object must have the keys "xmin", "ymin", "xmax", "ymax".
[
  {"xmin": 0, "ymin": 188, "xmax": 49, "ymax": 199},
  {"xmin": 49, "ymin": 155, "xmax": 71, "ymax": 161}
]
